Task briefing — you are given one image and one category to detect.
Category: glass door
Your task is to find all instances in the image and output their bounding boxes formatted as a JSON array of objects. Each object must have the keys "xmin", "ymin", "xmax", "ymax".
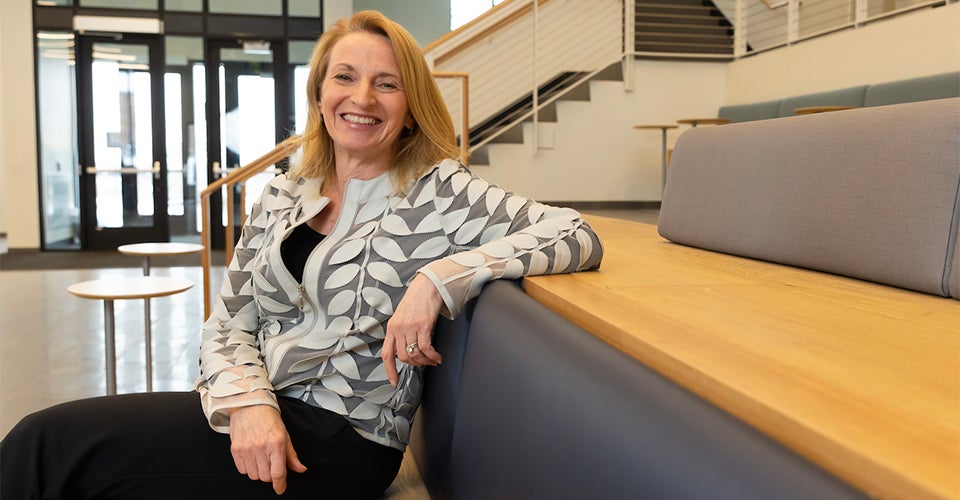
[
  {"xmin": 76, "ymin": 34, "xmax": 168, "ymax": 249},
  {"xmin": 206, "ymin": 39, "xmax": 289, "ymax": 249}
]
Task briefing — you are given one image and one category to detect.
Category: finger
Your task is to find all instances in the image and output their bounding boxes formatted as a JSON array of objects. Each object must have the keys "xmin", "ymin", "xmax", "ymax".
[
  {"xmin": 403, "ymin": 344, "xmax": 438, "ymax": 367},
  {"xmin": 232, "ymin": 452, "xmax": 247, "ymax": 476},
  {"xmin": 416, "ymin": 329, "xmax": 443, "ymax": 365},
  {"xmin": 257, "ymin": 455, "xmax": 273, "ymax": 484},
  {"xmin": 381, "ymin": 336, "xmax": 399, "ymax": 387},
  {"xmin": 287, "ymin": 443, "xmax": 308, "ymax": 473},
  {"xmin": 270, "ymin": 448, "xmax": 288, "ymax": 494}
]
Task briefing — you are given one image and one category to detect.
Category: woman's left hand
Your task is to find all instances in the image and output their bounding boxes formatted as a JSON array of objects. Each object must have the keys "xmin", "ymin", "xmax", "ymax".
[{"xmin": 382, "ymin": 273, "xmax": 444, "ymax": 386}]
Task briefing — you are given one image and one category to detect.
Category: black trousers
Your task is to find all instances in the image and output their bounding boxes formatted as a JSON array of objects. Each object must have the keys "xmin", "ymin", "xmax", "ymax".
[{"xmin": 0, "ymin": 392, "xmax": 403, "ymax": 500}]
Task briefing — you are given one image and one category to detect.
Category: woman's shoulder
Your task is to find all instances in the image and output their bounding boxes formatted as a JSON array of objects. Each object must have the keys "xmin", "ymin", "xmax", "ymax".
[
  {"xmin": 258, "ymin": 172, "xmax": 320, "ymax": 209},
  {"xmin": 416, "ymin": 158, "xmax": 469, "ymax": 183}
]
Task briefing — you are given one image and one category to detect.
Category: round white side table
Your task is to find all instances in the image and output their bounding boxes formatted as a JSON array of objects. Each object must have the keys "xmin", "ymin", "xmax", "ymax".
[
  {"xmin": 67, "ymin": 276, "xmax": 194, "ymax": 395},
  {"xmin": 117, "ymin": 242, "xmax": 204, "ymax": 391}
]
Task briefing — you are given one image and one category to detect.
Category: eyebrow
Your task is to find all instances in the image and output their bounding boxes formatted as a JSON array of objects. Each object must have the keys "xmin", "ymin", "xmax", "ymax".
[{"xmin": 330, "ymin": 63, "xmax": 401, "ymax": 81}]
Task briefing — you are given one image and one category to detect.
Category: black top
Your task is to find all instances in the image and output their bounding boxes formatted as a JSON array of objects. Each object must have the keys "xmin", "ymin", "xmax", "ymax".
[{"xmin": 280, "ymin": 223, "xmax": 326, "ymax": 283}]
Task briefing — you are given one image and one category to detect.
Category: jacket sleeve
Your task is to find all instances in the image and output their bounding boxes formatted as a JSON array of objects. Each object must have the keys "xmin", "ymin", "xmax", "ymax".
[
  {"xmin": 417, "ymin": 160, "xmax": 603, "ymax": 318},
  {"xmin": 194, "ymin": 179, "xmax": 282, "ymax": 433}
]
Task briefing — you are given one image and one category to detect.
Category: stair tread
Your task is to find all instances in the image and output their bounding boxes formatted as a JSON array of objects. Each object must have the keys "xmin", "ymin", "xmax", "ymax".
[
  {"xmin": 636, "ymin": 31, "xmax": 733, "ymax": 40},
  {"xmin": 637, "ymin": 40, "xmax": 732, "ymax": 48},
  {"xmin": 635, "ymin": 12, "xmax": 727, "ymax": 21},
  {"xmin": 635, "ymin": 22, "xmax": 731, "ymax": 33}
]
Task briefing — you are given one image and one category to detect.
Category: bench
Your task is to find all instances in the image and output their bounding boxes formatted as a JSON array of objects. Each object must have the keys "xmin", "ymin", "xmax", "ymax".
[
  {"xmin": 717, "ymin": 71, "xmax": 959, "ymax": 122},
  {"xmin": 408, "ymin": 98, "xmax": 959, "ymax": 499}
]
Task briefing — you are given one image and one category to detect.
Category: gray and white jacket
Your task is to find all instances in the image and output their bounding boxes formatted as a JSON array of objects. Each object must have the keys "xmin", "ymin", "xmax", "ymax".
[{"xmin": 196, "ymin": 159, "xmax": 603, "ymax": 450}]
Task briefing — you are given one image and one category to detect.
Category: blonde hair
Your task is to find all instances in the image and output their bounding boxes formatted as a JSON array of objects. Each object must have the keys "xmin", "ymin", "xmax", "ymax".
[{"xmin": 292, "ymin": 10, "xmax": 460, "ymax": 193}]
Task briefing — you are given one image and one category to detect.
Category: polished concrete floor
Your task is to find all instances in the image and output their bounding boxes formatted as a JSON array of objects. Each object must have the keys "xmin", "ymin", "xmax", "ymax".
[{"xmin": 0, "ymin": 208, "xmax": 656, "ymax": 496}]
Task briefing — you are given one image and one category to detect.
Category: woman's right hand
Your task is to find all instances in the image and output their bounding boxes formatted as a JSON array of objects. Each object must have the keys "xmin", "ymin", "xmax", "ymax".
[{"xmin": 228, "ymin": 405, "xmax": 307, "ymax": 495}]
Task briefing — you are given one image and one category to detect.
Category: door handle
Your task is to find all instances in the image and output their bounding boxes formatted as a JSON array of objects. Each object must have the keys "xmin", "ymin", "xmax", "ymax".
[
  {"xmin": 84, "ymin": 165, "xmax": 162, "ymax": 177},
  {"xmin": 212, "ymin": 162, "xmax": 240, "ymax": 177}
]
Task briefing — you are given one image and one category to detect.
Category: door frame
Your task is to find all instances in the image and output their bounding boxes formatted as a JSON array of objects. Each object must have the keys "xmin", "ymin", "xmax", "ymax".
[
  {"xmin": 204, "ymin": 38, "xmax": 289, "ymax": 249},
  {"xmin": 76, "ymin": 33, "xmax": 168, "ymax": 250}
]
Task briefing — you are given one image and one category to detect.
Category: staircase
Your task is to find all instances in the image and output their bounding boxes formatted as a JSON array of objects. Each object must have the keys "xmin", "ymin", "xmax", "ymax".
[
  {"xmin": 461, "ymin": 1, "xmax": 735, "ymax": 164},
  {"xmin": 469, "ymin": 64, "xmax": 623, "ymax": 165},
  {"xmin": 634, "ymin": 1, "xmax": 735, "ymax": 57},
  {"xmin": 469, "ymin": 71, "xmax": 589, "ymax": 147}
]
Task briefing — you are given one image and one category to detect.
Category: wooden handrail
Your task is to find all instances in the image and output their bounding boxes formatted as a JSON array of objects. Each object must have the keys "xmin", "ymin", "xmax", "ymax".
[
  {"xmin": 200, "ymin": 135, "xmax": 301, "ymax": 316},
  {"xmin": 424, "ymin": 0, "xmax": 550, "ymax": 66},
  {"xmin": 433, "ymin": 71, "xmax": 470, "ymax": 163}
]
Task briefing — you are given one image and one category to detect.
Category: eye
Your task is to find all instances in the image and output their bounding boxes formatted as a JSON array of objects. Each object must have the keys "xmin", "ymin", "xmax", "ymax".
[
  {"xmin": 332, "ymin": 73, "xmax": 353, "ymax": 82},
  {"xmin": 377, "ymin": 80, "xmax": 402, "ymax": 92}
]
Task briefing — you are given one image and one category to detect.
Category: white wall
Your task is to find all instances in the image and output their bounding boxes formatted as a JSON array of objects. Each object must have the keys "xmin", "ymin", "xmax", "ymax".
[
  {"xmin": 354, "ymin": 0, "xmax": 450, "ymax": 46},
  {"xmin": 726, "ymin": 3, "xmax": 960, "ymax": 103},
  {"xmin": 0, "ymin": 0, "xmax": 40, "ymax": 249},
  {"xmin": 324, "ymin": 0, "xmax": 354, "ymax": 30},
  {"xmin": 480, "ymin": 61, "xmax": 728, "ymax": 202}
]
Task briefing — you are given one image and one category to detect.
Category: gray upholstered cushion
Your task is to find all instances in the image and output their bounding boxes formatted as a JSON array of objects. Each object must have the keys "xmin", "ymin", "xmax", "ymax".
[
  {"xmin": 718, "ymin": 99, "xmax": 782, "ymax": 123},
  {"xmin": 777, "ymin": 85, "xmax": 868, "ymax": 117},
  {"xmin": 659, "ymin": 98, "xmax": 960, "ymax": 298},
  {"xmin": 864, "ymin": 72, "xmax": 960, "ymax": 107}
]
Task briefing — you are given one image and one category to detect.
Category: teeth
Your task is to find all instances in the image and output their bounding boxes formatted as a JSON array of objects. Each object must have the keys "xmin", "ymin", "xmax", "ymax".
[{"xmin": 342, "ymin": 114, "xmax": 379, "ymax": 125}]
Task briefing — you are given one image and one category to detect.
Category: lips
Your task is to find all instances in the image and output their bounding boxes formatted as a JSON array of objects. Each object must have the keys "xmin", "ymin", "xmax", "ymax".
[{"xmin": 341, "ymin": 113, "xmax": 381, "ymax": 125}]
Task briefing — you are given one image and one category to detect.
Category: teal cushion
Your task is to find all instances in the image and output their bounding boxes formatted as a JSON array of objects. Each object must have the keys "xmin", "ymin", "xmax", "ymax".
[
  {"xmin": 718, "ymin": 99, "xmax": 781, "ymax": 123},
  {"xmin": 864, "ymin": 72, "xmax": 960, "ymax": 107},
  {"xmin": 777, "ymin": 85, "xmax": 867, "ymax": 116}
]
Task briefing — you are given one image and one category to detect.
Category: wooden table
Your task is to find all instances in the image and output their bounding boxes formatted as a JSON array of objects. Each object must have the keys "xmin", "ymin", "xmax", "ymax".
[
  {"xmin": 676, "ymin": 117, "xmax": 731, "ymax": 127},
  {"xmin": 118, "ymin": 242, "xmax": 204, "ymax": 391},
  {"xmin": 633, "ymin": 124, "xmax": 678, "ymax": 193},
  {"xmin": 524, "ymin": 216, "xmax": 959, "ymax": 500},
  {"xmin": 68, "ymin": 276, "xmax": 194, "ymax": 395},
  {"xmin": 794, "ymin": 105, "xmax": 858, "ymax": 115}
]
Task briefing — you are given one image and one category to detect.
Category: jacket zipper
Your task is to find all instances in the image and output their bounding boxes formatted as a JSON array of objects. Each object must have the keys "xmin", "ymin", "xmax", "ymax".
[{"xmin": 297, "ymin": 283, "xmax": 307, "ymax": 310}]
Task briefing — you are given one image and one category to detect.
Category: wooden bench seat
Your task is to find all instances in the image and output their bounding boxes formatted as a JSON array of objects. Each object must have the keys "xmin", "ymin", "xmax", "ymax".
[{"xmin": 524, "ymin": 215, "xmax": 960, "ymax": 500}]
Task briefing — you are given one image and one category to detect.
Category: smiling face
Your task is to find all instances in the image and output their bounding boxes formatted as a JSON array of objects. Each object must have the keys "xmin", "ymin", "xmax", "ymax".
[{"xmin": 320, "ymin": 31, "xmax": 413, "ymax": 172}]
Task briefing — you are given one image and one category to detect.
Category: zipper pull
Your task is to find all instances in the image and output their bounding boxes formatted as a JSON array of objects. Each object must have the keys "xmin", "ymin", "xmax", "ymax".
[{"xmin": 297, "ymin": 283, "xmax": 306, "ymax": 309}]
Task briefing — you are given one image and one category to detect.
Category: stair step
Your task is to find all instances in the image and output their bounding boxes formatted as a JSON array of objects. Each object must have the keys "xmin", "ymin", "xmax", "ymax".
[
  {"xmin": 636, "ymin": 31, "xmax": 733, "ymax": 43},
  {"xmin": 635, "ymin": 20, "xmax": 732, "ymax": 32},
  {"xmin": 635, "ymin": 12, "xmax": 731, "ymax": 26},
  {"xmin": 468, "ymin": 71, "xmax": 588, "ymax": 146},
  {"xmin": 592, "ymin": 63, "xmax": 624, "ymax": 81},
  {"xmin": 636, "ymin": 3, "xmax": 720, "ymax": 16},
  {"xmin": 635, "ymin": 41, "xmax": 733, "ymax": 54},
  {"xmin": 641, "ymin": 0, "xmax": 717, "ymax": 5}
]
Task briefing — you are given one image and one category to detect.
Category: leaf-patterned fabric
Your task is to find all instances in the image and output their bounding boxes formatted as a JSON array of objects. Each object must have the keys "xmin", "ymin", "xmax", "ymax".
[{"xmin": 196, "ymin": 159, "xmax": 604, "ymax": 450}]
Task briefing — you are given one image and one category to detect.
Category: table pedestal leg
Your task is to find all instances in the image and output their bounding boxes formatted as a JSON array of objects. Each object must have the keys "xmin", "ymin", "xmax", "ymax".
[
  {"xmin": 144, "ymin": 298, "xmax": 152, "ymax": 392},
  {"xmin": 143, "ymin": 256, "xmax": 153, "ymax": 392},
  {"xmin": 103, "ymin": 299, "xmax": 117, "ymax": 395}
]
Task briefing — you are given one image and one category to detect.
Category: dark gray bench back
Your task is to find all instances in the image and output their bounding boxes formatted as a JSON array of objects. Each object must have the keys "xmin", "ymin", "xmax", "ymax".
[{"xmin": 413, "ymin": 280, "xmax": 865, "ymax": 499}]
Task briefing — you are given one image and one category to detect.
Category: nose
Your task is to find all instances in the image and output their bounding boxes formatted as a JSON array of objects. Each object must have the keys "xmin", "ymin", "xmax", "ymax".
[{"xmin": 350, "ymin": 79, "xmax": 376, "ymax": 107}]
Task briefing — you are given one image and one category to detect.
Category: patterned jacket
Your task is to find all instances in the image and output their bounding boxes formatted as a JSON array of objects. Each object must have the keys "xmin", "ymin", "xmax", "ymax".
[{"xmin": 196, "ymin": 159, "xmax": 604, "ymax": 450}]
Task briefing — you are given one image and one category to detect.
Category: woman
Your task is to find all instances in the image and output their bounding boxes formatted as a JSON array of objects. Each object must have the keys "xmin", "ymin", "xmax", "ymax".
[{"xmin": 0, "ymin": 10, "xmax": 602, "ymax": 499}]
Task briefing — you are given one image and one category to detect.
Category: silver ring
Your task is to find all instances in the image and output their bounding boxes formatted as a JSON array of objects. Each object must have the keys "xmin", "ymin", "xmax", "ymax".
[{"xmin": 405, "ymin": 342, "xmax": 419, "ymax": 354}]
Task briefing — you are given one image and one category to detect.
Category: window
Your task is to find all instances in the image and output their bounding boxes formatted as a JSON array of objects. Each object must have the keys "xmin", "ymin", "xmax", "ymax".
[{"xmin": 451, "ymin": 0, "xmax": 506, "ymax": 30}]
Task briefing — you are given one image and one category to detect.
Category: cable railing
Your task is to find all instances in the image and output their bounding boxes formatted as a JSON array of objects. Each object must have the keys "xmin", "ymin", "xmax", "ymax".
[
  {"xmin": 426, "ymin": 0, "xmax": 623, "ymax": 151},
  {"xmin": 716, "ymin": 0, "xmax": 953, "ymax": 57}
]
